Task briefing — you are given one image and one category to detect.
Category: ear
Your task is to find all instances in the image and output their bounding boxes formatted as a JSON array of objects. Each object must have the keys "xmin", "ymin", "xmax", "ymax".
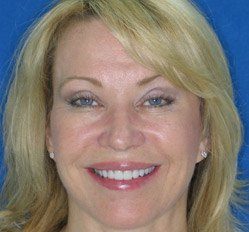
[
  {"xmin": 46, "ymin": 125, "xmax": 54, "ymax": 154},
  {"xmin": 196, "ymin": 137, "xmax": 209, "ymax": 163}
]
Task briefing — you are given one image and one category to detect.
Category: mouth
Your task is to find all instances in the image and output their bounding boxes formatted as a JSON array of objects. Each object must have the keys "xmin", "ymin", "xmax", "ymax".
[
  {"xmin": 93, "ymin": 166, "xmax": 156, "ymax": 180},
  {"xmin": 86, "ymin": 162, "xmax": 160, "ymax": 191}
]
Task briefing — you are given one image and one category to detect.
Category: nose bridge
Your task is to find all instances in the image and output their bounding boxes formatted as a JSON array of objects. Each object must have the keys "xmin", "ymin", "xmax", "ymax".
[
  {"xmin": 112, "ymin": 107, "xmax": 133, "ymax": 138},
  {"xmin": 98, "ymin": 105, "xmax": 145, "ymax": 151}
]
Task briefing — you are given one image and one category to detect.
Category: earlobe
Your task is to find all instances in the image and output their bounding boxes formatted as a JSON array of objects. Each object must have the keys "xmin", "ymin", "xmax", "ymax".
[
  {"xmin": 196, "ymin": 137, "xmax": 210, "ymax": 163},
  {"xmin": 49, "ymin": 152, "xmax": 55, "ymax": 159},
  {"xmin": 200, "ymin": 151, "xmax": 208, "ymax": 159}
]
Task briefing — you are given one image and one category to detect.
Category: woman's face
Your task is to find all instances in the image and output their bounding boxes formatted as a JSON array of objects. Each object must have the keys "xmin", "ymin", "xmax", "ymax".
[{"xmin": 46, "ymin": 20, "xmax": 206, "ymax": 231}]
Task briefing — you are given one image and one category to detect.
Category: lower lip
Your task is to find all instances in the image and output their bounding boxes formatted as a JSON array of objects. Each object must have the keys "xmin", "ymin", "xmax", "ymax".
[{"xmin": 87, "ymin": 166, "xmax": 160, "ymax": 191}]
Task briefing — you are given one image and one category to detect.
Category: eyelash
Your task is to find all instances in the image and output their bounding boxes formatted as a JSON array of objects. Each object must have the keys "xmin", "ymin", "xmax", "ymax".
[
  {"xmin": 67, "ymin": 92, "xmax": 100, "ymax": 108},
  {"xmin": 141, "ymin": 94, "xmax": 175, "ymax": 108},
  {"xmin": 66, "ymin": 92, "xmax": 175, "ymax": 109}
]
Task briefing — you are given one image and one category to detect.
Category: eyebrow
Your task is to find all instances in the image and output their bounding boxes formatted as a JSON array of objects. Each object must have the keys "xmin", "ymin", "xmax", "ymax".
[
  {"xmin": 137, "ymin": 74, "xmax": 161, "ymax": 86},
  {"xmin": 58, "ymin": 74, "xmax": 161, "ymax": 91},
  {"xmin": 58, "ymin": 76, "xmax": 103, "ymax": 91}
]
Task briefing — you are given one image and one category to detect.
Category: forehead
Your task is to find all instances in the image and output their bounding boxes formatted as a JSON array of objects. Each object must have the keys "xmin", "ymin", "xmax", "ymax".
[
  {"xmin": 51, "ymin": 18, "xmax": 200, "ymax": 107},
  {"xmin": 55, "ymin": 19, "xmax": 135, "ymax": 67},
  {"xmin": 53, "ymin": 19, "xmax": 157, "ymax": 85}
]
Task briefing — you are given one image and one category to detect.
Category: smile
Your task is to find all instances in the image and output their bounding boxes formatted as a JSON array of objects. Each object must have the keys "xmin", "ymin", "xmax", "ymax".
[
  {"xmin": 93, "ymin": 166, "xmax": 156, "ymax": 180},
  {"xmin": 87, "ymin": 162, "xmax": 160, "ymax": 191}
]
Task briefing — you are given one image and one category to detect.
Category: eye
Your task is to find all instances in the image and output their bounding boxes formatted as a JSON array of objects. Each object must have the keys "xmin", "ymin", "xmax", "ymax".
[
  {"xmin": 67, "ymin": 92, "xmax": 100, "ymax": 108},
  {"xmin": 143, "ymin": 94, "xmax": 175, "ymax": 108}
]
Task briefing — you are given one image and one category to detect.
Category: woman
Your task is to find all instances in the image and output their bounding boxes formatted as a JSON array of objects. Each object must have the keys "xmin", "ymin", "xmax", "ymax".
[{"xmin": 0, "ymin": 0, "xmax": 246, "ymax": 231}]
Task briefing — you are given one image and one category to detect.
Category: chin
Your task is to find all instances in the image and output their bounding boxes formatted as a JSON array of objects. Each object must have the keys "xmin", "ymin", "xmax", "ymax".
[{"xmin": 94, "ymin": 207, "xmax": 157, "ymax": 230}]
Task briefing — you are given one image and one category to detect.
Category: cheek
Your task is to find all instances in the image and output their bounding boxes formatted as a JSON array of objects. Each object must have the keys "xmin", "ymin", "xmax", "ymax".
[
  {"xmin": 149, "ymin": 115, "xmax": 201, "ymax": 200},
  {"xmin": 149, "ymin": 109, "xmax": 202, "ymax": 182},
  {"xmin": 49, "ymin": 106, "xmax": 112, "ymax": 168},
  {"xmin": 49, "ymin": 109, "xmax": 96, "ymax": 162},
  {"xmin": 172, "ymin": 119, "xmax": 201, "ymax": 156},
  {"xmin": 148, "ymin": 111, "xmax": 201, "ymax": 159},
  {"xmin": 165, "ymin": 120, "xmax": 200, "ymax": 175}
]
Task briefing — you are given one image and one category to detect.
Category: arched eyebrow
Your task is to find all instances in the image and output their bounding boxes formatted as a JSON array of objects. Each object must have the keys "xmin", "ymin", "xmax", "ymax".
[
  {"xmin": 59, "ymin": 76, "xmax": 103, "ymax": 90},
  {"xmin": 57, "ymin": 74, "xmax": 161, "ymax": 92},
  {"xmin": 137, "ymin": 74, "xmax": 161, "ymax": 86}
]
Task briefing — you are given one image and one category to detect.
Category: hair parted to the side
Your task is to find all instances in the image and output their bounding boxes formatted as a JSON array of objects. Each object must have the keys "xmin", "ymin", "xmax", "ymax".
[{"xmin": 0, "ymin": 0, "xmax": 246, "ymax": 231}]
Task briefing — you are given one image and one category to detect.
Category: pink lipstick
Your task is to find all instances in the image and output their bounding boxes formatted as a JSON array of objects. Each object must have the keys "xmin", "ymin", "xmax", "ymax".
[{"xmin": 86, "ymin": 162, "xmax": 160, "ymax": 191}]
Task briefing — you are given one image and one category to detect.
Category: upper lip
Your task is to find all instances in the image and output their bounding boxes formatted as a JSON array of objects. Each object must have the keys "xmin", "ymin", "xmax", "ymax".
[{"xmin": 87, "ymin": 162, "xmax": 159, "ymax": 171}]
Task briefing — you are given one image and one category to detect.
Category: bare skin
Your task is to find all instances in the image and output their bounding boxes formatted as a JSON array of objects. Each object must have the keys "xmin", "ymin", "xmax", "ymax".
[{"xmin": 46, "ymin": 19, "xmax": 207, "ymax": 232}]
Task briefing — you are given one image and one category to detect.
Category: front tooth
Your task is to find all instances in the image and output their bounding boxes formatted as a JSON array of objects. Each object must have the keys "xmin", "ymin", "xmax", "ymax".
[
  {"xmin": 132, "ymin": 170, "xmax": 139, "ymax": 179},
  {"xmin": 108, "ymin": 170, "xmax": 115, "ymax": 179},
  {"xmin": 94, "ymin": 166, "xmax": 156, "ymax": 179},
  {"xmin": 114, "ymin": 170, "xmax": 123, "ymax": 180},
  {"xmin": 123, "ymin": 170, "xmax": 133, "ymax": 180},
  {"xmin": 139, "ymin": 169, "xmax": 145, "ymax": 177}
]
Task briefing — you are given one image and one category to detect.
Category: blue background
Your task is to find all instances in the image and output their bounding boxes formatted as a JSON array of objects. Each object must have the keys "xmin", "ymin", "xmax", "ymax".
[{"xmin": 0, "ymin": 0, "xmax": 248, "ymax": 226}]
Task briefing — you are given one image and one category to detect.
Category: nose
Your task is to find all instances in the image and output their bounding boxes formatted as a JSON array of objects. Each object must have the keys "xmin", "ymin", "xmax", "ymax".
[{"xmin": 97, "ymin": 108, "xmax": 145, "ymax": 151}]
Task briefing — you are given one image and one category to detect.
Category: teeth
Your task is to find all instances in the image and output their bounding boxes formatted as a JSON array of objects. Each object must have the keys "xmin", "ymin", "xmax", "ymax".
[
  {"xmin": 93, "ymin": 166, "xmax": 156, "ymax": 180},
  {"xmin": 102, "ymin": 170, "xmax": 108, "ymax": 178},
  {"xmin": 115, "ymin": 170, "xmax": 123, "ymax": 180},
  {"xmin": 123, "ymin": 170, "xmax": 132, "ymax": 180},
  {"xmin": 139, "ymin": 169, "xmax": 145, "ymax": 176},
  {"xmin": 108, "ymin": 170, "xmax": 115, "ymax": 179},
  {"xmin": 132, "ymin": 170, "xmax": 139, "ymax": 179}
]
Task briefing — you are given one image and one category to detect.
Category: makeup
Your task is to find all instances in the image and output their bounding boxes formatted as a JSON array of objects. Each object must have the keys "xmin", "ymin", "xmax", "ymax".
[{"xmin": 87, "ymin": 162, "xmax": 160, "ymax": 191}]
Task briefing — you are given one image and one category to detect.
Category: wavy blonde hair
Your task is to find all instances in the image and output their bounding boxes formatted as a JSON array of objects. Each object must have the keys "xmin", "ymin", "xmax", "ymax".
[{"xmin": 0, "ymin": 0, "xmax": 245, "ymax": 231}]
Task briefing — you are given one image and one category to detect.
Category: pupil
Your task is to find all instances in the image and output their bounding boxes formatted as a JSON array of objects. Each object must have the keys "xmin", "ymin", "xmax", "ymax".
[
  {"xmin": 149, "ymin": 98, "xmax": 161, "ymax": 105},
  {"xmin": 81, "ymin": 98, "xmax": 93, "ymax": 105}
]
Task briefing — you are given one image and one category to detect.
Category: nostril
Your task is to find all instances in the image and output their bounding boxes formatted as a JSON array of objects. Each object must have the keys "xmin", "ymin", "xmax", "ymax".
[{"xmin": 97, "ymin": 127, "xmax": 145, "ymax": 151}]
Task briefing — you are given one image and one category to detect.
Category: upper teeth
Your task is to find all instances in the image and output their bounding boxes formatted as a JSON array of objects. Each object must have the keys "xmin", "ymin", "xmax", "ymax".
[{"xmin": 94, "ymin": 166, "xmax": 156, "ymax": 180}]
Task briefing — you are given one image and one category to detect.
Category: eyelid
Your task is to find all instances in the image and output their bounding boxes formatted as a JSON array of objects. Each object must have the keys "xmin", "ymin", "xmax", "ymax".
[
  {"xmin": 136, "ymin": 88, "xmax": 177, "ymax": 105},
  {"xmin": 66, "ymin": 91, "xmax": 103, "ymax": 107},
  {"xmin": 66, "ymin": 90, "xmax": 99, "ymax": 100},
  {"xmin": 143, "ymin": 87, "xmax": 177, "ymax": 97},
  {"xmin": 143, "ymin": 94, "xmax": 175, "ymax": 107},
  {"xmin": 65, "ymin": 88, "xmax": 177, "ymax": 109}
]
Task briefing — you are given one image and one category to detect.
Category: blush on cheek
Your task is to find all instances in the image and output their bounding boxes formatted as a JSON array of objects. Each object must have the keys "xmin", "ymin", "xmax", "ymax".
[{"xmin": 50, "ymin": 122, "xmax": 100, "ymax": 165}]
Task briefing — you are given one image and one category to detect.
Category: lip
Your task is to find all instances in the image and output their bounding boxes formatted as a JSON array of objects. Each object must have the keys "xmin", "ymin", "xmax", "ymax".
[
  {"xmin": 88, "ymin": 161, "xmax": 158, "ymax": 171},
  {"xmin": 86, "ymin": 162, "xmax": 160, "ymax": 191}
]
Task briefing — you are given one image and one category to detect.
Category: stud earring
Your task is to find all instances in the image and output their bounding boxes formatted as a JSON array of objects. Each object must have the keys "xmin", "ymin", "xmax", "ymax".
[
  {"xmin": 49, "ymin": 152, "xmax": 55, "ymax": 159},
  {"xmin": 201, "ymin": 151, "xmax": 208, "ymax": 158}
]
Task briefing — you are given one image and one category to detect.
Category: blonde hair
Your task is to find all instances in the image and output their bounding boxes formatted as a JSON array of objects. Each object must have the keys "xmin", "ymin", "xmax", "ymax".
[{"xmin": 0, "ymin": 0, "xmax": 246, "ymax": 231}]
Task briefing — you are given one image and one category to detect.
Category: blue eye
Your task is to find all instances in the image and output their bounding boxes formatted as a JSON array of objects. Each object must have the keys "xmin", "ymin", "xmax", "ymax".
[
  {"xmin": 148, "ymin": 98, "xmax": 163, "ymax": 106},
  {"xmin": 78, "ymin": 98, "xmax": 94, "ymax": 106},
  {"xmin": 68, "ymin": 94, "xmax": 99, "ymax": 108},
  {"xmin": 67, "ymin": 92, "xmax": 174, "ymax": 109},
  {"xmin": 144, "ymin": 96, "xmax": 175, "ymax": 108}
]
